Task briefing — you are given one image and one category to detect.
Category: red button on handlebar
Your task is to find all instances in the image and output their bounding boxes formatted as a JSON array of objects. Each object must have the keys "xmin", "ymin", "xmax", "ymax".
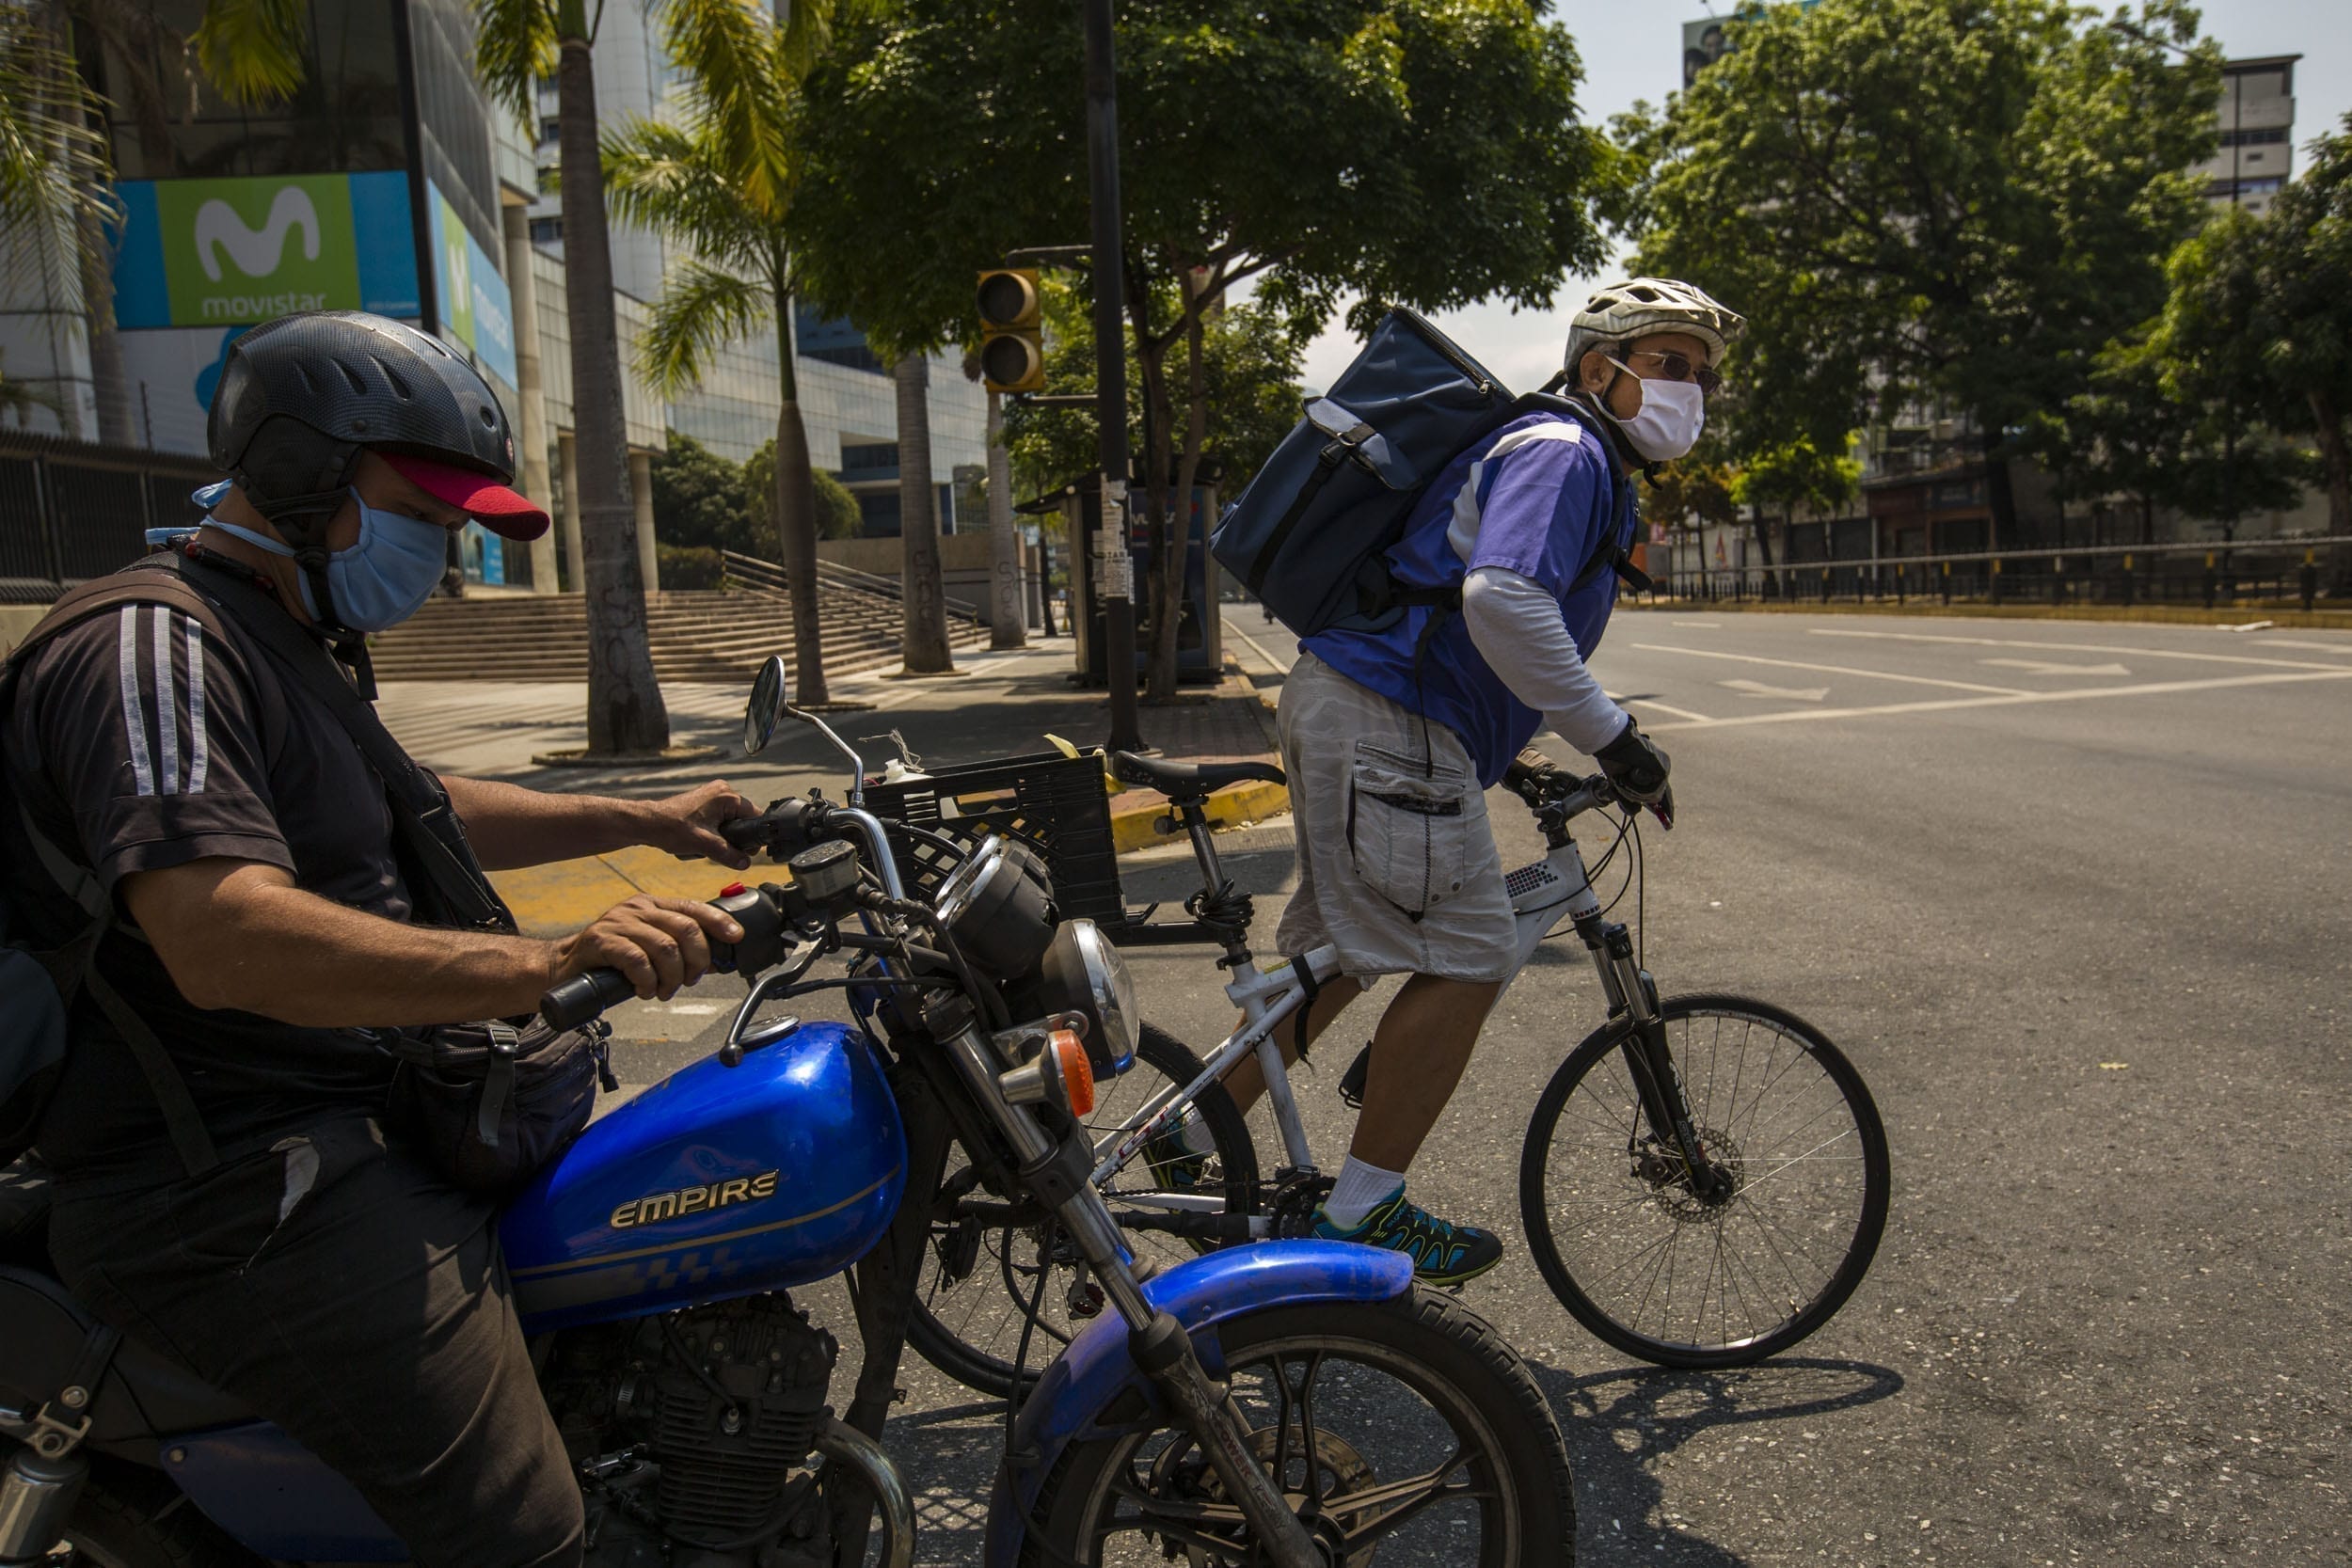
[{"xmin": 719, "ymin": 882, "xmax": 747, "ymax": 897}]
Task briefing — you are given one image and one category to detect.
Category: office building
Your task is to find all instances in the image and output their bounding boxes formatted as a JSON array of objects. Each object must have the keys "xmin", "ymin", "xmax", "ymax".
[{"xmin": 2192, "ymin": 56, "xmax": 2301, "ymax": 215}]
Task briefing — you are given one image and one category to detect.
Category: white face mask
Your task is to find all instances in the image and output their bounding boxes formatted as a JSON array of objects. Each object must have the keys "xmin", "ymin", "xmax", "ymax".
[{"xmin": 1601, "ymin": 357, "xmax": 1707, "ymax": 462}]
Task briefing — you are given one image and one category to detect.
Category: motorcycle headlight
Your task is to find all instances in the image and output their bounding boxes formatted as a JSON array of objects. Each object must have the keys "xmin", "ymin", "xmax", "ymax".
[
  {"xmin": 933, "ymin": 835, "xmax": 1057, "ymax": 978},
  {"xmin": 1018, "ymin": 919, "xmax": 1136, "ymax": 1076}
]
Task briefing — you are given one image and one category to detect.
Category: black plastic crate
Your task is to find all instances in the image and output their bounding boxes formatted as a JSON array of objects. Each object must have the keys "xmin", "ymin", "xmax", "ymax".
[{"xmin": 862, "ymin": 751, "xmax": 1126, "ymax": 927}]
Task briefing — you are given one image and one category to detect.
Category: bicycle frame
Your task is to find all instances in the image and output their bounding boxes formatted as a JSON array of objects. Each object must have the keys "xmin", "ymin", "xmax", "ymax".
[{"xmin": 1095, "ymin": 775, "xmax": 1731, "ymax": 1230}]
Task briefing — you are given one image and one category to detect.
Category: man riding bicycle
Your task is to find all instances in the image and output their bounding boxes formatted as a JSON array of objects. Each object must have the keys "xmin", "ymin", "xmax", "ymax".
[
  {"xmin": 0, "ymin": 311, "xmax": 752, "ymax": 1566},
  {"xmin": 1169, "ymin": 278, "xmax": 1744, "ymax": 1283}
]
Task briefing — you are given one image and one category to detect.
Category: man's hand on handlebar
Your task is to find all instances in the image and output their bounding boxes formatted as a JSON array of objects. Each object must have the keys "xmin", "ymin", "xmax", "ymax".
[
  {"xmin": 640, "ymin": 780, "xmax": 762, "ymax": 870},
  {"xmin": 547, "ymin": 894, "xmax": 746, "ymax": 1003},
  {"xmin": 1594, "ymin": 717, "xmax": 1671, "ymax": 806}
]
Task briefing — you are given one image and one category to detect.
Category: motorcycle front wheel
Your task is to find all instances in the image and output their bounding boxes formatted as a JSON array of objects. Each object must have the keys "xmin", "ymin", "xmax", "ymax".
[{"xmin": 1020, "ymin": 1289, "xmax": 1576, "ymax": 1567}]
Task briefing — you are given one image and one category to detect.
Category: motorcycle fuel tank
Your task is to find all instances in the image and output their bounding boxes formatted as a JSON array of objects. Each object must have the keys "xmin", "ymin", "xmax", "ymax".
[{"xmin": 501, "ymin": 1021, "xmax": 906, "ymax": 1333}]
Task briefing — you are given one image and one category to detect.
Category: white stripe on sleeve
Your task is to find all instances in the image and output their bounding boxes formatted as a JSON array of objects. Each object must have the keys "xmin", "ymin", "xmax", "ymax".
[
  {"xmin": 117, "ymin": 607, "xmax": 155, "ymax": 797},
  {"xmin": 151, "ymin": 607, "xmax": 181, "ymax": 793},
  {"xmin": 184, "ymin": 614, "xmax": 210, "ymax": 794}
]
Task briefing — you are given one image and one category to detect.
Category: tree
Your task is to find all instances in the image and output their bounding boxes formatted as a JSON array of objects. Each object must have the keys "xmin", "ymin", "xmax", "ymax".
[
  {"xmin": 2249, "ymin": 114, "xmax": 2352, "ymax": 538},
  {"xmin": 891, "ymin": 351, "xmax": 953, "ymax": 672},
  {"xmin": 1730, "ymin": 434, "xmax": 1862, "ymax": 590},
  {"xmin": 1003, "ymin": 276, "xmax": 1311, "ymax": 512},
  {"xmin": 478, "ymin": 0, "xmax": 667, "ymax": 754},
  {"xmin": 647, "ymin": 432, "xmax": 753, "ymax": 553},
  {"xmin": 744, "ymin": 441, "xmax": 861, "ymax": 543},
  {"xmin": 1618, "ymin": 0, "xmax": 2221, "ymax": 548},
  {"xmin": 2, "ymin": 4, "xmax": 117, "ymax": 441},
  {"xmin": 604, "ymin": 0, "xmax": 875, "ymax": 708},
  {"xmin": 2048, "ymin": 213, "xmax": 2313, "ymax": 540},
  {"xmin": 792, "ymin": 0, "xmax": 1611, "ymax": 699}
]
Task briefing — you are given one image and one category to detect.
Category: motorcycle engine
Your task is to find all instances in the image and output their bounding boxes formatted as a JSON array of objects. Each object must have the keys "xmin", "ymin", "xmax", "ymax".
[{"xmin": 542, "ymin": 1296, "xmax": 838, "ymax": 1568}]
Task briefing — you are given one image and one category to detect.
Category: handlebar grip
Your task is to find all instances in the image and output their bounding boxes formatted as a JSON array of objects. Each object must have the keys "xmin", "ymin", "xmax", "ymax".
[
  {"xmin": 540, "ymin": 968, "xmax": 639, "ymax": 1031},
  {"xmin": 719, "ymin": 816, "xmax": 772, "ymax": 850}
]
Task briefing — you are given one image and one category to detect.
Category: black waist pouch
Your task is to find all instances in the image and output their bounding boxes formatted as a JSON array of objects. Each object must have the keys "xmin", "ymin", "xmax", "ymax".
[{"xmin": 380, "ymin": 1020, "xmax": 615, "ymax": 1193}]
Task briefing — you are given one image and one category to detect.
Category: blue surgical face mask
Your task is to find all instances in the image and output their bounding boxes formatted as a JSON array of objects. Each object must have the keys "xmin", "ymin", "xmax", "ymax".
[
  {"xmin": 202, "ymin": 489, "xmax": 454, "ymax": 632},
  {"xmin": 145, "ymin": 480, "xmax": 237, "ymax": 549}
]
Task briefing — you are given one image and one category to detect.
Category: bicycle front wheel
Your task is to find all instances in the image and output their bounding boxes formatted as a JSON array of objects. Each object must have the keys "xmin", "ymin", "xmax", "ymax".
[
  {"xmin": 909, "ymin": 1022, "xmax": 1260, "ymax": 1397},
  {"xmin": 1518, "ymin": 993, "xmax": 1888, "ymax": 1369}
]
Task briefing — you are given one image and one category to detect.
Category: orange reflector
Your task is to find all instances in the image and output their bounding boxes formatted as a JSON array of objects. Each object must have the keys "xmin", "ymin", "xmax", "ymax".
[{"xmin": 1050, "ymin": 1029, "xmax": 1096, "ymax": 1117}]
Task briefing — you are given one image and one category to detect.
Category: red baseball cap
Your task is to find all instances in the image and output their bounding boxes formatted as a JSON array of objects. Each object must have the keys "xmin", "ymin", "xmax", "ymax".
[{"xmin": 381, "ymin": 452, "xmax": 551, "ymax": 541}]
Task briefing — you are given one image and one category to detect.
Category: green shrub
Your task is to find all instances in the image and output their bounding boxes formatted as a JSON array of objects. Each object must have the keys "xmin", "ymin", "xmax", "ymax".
[{"xmin": 658, "ymin": 543, "xmax": 724, "ymax": 590}]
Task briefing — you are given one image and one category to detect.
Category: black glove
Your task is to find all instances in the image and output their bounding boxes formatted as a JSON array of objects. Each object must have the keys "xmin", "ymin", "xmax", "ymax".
[{"xmin": 1594, "ymin": 716, "xmax": 1671, "ymax": 805}]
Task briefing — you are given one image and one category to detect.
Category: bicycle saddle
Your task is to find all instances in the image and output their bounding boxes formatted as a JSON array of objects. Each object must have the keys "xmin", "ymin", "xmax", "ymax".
[{"xmin": 1110, "ymin": 752, "xmax": 1287, "ymax": 800}]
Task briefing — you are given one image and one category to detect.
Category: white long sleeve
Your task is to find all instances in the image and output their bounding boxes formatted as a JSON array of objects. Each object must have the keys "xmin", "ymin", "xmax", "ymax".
[{"xmin": 1459, "ymin": 566, "xmax": 1629, "ymax": 755}]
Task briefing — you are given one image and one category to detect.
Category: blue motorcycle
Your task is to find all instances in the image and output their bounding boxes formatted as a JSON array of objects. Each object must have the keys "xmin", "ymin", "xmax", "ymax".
[{"xmin": 0, "ymin": 666, "xmax": 1576, "ymax": 1568}]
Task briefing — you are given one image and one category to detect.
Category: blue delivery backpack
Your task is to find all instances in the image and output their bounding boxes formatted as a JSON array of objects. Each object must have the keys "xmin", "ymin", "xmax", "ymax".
[{"xmin": 1212, "ymin": 306, "xmax": 1642, "ymax": 639}]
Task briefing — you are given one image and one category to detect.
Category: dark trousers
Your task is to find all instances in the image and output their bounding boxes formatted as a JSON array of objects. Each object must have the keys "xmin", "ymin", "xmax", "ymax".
[{"xmin": 48, "ymin": 1117, "xmax": 583, "ymax": 1568}]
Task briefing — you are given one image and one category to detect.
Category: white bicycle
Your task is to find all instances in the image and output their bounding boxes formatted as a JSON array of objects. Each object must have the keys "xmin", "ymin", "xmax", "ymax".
[{"xmin": 907, "ymin": 751, "xmax": 1889, "ymax": 1392}]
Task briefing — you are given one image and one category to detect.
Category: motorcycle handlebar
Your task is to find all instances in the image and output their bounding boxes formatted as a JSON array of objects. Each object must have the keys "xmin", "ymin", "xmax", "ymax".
[
  {"xmin": 721, "ymin": 797, "xmax": 831, "ymax": 854},
  {"xmin": 540, "ymin": 967, "xmax": 640, "ymax": 1032}
]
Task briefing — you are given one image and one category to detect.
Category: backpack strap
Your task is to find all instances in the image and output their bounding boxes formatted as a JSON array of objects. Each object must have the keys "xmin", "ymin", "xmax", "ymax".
[{"xmin": 3, "ymin": 564, "xmax": 237, "ymax": 1176}]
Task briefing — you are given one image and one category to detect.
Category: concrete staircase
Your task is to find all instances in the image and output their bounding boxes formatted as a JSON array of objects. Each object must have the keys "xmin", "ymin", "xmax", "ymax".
[{"xmin": 367, "ymin": 583, "xmax": 988, "ymax": 683}]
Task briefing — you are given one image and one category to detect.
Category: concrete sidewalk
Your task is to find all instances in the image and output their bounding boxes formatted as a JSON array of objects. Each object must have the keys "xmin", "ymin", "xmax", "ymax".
[{"xmin": 373, "ymin": 635, "xmax": 1294, "ymax": 935}]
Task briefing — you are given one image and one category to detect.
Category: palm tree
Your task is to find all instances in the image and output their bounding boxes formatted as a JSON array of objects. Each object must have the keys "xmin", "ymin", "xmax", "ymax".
[
  {"xmin": 2, "ymin": 4, "xmax": 119, "ymax": 441},
  {"xmin": 477, "ymin": 0, "xmax": 667, "ymax": 755},
  {"xmin": 892, "ymin": 350, "xmax": 953, "ymax": 673},
  {"xmin": 604, "ymin": 0, "xmax": 849, "ymax": 707}
]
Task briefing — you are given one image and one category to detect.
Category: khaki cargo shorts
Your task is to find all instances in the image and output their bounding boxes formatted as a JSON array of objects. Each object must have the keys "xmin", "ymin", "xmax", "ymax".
[{"xmin": 1272, "ymin": 652, "xmax": 1517, "ymax": 983}]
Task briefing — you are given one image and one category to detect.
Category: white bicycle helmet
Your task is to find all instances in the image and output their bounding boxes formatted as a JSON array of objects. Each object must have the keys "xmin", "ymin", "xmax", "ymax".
[{"xmin": 1562, "ymin": 277, "xmax": 1746, "ymax": 375}]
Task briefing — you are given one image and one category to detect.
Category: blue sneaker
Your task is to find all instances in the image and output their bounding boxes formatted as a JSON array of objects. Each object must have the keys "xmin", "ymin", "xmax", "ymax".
[
  {"xmin": 1141, "ymin": 1110, "xmax": 1213, "ymax": 1192},
  {"xmin": 1311, "ymin": 1191, "xmax": 1503, "ymax": 1285}
]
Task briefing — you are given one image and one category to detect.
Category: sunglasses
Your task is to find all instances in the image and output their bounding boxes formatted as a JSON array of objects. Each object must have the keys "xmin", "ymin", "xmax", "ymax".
[{"xmin": 1621, "ymin": 349, "xmax": 1723, "ymax": 396}]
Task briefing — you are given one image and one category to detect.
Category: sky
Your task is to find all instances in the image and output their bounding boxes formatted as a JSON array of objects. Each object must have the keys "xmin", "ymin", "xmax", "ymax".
[{"xmin": 1292, "ymin": 0, "xmax": 2351, "ymax": 394}]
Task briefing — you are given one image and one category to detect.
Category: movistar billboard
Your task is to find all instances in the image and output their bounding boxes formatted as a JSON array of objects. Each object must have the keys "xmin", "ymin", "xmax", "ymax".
[
  {"xmin": 112, "ymin": 171, "xmax": 421, "ymax": 328},
  {"xmin": 426, "ymin": 182, "xmax": 518, "ymax": 389}
]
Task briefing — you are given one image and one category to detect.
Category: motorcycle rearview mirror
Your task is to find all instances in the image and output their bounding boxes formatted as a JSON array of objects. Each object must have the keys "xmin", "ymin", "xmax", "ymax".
[
  {"xmin": 779, "ymin": 703, "xmax": 867, "ymax": 807},
  {"xmin": 743, "ymin": 656, "xmax": 787, "ymax": 755}
]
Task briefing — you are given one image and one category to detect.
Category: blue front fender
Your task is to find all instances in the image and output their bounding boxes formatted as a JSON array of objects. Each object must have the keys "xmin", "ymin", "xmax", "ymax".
[{"xmin": 980, "ymin": 1240, "xmax": 1414, "ymax": 1567}]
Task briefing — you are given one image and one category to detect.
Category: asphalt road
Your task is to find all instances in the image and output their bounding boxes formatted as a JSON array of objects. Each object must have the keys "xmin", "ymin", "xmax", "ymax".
[{"xmin": 608, "ymin": 607, "xmax": 2352, "ymax": 1567}]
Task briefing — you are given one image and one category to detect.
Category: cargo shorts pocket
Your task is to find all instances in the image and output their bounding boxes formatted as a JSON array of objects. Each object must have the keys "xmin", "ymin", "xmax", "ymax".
[{"xmin": 1345, "ymin": 742, "xmax": 1479, "ymax": 918}]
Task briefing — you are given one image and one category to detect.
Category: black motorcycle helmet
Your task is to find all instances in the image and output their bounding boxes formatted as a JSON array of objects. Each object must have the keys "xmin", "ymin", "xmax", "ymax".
[{"xmin": 206, "ymin": 310, "xmax": 525, "ymax": 636}]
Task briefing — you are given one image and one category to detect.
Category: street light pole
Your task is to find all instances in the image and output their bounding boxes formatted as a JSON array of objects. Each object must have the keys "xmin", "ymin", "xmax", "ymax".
[{"xmin": 1083, "ymin": 0, "xmax": 1144, "ymax": 754}]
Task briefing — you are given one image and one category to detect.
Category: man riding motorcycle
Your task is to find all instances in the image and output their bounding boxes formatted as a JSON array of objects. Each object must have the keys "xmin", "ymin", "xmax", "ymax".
[
  {"xmin": 1170, "ymin": 278, "xmax": 1745, "ymax": 1284},
  {"xmin": 0, "ymin": 310, "xmax": 750, "ymax": 1567}
]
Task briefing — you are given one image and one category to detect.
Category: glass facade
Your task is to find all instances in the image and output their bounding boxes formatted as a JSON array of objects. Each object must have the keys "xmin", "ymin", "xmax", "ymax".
[{"xmin": 87, "ymin": 1, "xmax": 406, "ymax": 181}]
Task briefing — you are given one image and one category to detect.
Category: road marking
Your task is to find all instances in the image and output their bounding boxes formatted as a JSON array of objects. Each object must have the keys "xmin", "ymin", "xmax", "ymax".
[
  {"xmin": 1608, "ymin": 690, "xmax": 1716, "ymax": 723},
  {"xmin": 1644, "ymin": 667, "xmax": 2352, "ymax": 732},
  {"xmin": 2250, "ymin": 639, "xmax": 2352, "ymax": 655},
  {"xmin": 1979, "ymin": 657, "xmax": 2133, "ymax": 677},
  {"xmin": 660, "ymin": 1003, "xmax": 724, "ymax": 1016},
  {"xmin": 1718, "ymin": 678, "xmax": 1830, "ymax": 702},
  {"xmin": 1808, "ymin": 626, "xmax": 2346, "ymax": 673},
  {"xmin": 1631, "ymin": 643, "xmax": 2029, "ymax": 695}
]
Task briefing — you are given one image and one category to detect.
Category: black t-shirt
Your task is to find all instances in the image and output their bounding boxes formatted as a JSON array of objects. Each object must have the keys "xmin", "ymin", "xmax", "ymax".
[{"xmin": 3, "ymin": 565, "xmax": 411, "ymax": 1179}]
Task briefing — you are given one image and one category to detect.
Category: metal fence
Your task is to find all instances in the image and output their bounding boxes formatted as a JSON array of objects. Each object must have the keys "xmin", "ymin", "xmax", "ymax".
[
  {"xmin": 1648, "ymin": 536, "xmax": 2352, "ymax": 613},
  {"xmin": 0, "ymin": 432, "xmax": 214, "ymax": 603}
]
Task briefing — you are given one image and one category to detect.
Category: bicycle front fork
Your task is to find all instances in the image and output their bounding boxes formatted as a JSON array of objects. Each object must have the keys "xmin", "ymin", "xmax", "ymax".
[{"xmin": 1587, "ymin": 921, "xmax": 1734, "ymax": 1206}]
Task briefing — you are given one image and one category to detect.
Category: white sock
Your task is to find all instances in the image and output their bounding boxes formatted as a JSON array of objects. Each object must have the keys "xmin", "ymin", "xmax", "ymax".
[{"xmin": 1323, "ymin": 1156, "xmax": 1406, "ymax": 1230}]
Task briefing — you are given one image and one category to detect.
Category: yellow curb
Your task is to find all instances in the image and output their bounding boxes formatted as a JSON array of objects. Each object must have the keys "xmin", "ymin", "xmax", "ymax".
[
  {"xmin": 495, "ymin": 844, "xmax": 744, "ymax": 938},
  {"xmin": 1621, "ymin": 599, "xmax": 2351, "ymax": 629},
  {"xmin": 1109, "ymin": 780, "xmax": 1291, "ymax": 855}
]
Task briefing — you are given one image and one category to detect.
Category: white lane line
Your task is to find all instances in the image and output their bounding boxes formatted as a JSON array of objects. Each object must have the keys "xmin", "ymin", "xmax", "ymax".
[
  {"xmin": 1719, "ymin": 678, "xmax": 1830, "ymax": 702},
  {"xmin": 1630, "ymin": 643, "xmax": 2029, "ymax": 696},
  {"xmin": 1808, "ymin": 626, "xmax": 2346, "ymax": 673},
  {"xmin": 2253, "ymin": 639, "xmax": 2352, "ymax": 655},
  {"xmin": 1608, "ymin": 690, "xmax": 1717, "ymax": 723},
  {"xmin": 1980, "ymin": 657, "xmax": 2133, "ymax": 677},
  {"xmin": 1645, "ymin": 667, "xmax": 2352, "ymax": 732}
]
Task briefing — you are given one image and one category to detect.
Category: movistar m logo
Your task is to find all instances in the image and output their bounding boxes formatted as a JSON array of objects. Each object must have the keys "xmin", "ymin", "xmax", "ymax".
[{"xmin": 194, "ymin": 186, "xmax": 320, "ymax": 281}]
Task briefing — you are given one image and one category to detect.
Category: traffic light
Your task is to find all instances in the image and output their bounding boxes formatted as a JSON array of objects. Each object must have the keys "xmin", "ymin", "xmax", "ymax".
[{"xmin": 977, "ymin": 268, "xmax": 1045, "ymax": 394}]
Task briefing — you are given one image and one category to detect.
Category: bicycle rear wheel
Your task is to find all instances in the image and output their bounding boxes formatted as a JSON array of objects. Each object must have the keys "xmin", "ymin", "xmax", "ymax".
[
  {"xmin": 909, "ymin": 1022, "xmax": 1260, "ymax": 1397},
  {"xmin": 1518, "ymin": 993, "xmax": 1888, "ymax": 1369}
]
